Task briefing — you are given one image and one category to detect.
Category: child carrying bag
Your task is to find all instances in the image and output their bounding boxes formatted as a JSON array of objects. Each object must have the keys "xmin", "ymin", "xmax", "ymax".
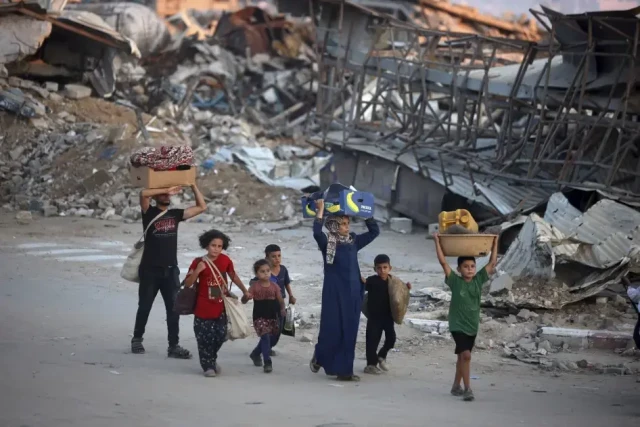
[
  {"xmin": 282, "ymin": 304, "xmax": 296, "ymax": 337},
  {"xmin": 120, "ymin": 209, "xmax": 167, "ymax": 283},
  {"xmin": 202, "ymin": 257, "xmax": 250, "ymax": 341}
]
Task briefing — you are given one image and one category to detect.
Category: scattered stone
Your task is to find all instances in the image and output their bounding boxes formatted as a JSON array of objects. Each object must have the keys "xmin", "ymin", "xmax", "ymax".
[
  {"xmin": 516, "ymin": 309, "xmax": 538, "ymax": 320},
  {"xmin": 43, "ymin": 205, "xmax": 58, "ymax": 217},
  {"xmin": 505, "ymin": 314, "xmax": 518, "ymax": 325},
  {"xmin": 63, "ymin": 84, "xmax": 92, "ymax": 100},
  {"xmin": 9, "ymin": 146, "xmax": 25, "ymax": 161},
  {"xmin": 30, "ymin": 117, "xmax": 49, "ymax": 130},
  {"xmin": 389, "ymin": 217, "xmax": 412, "ymax": 234},
  {"xmin": 595, "ymin": 297, "xmax": 608, "ymax": 306},
  {"xmin": 516, "ymin": 338, "xmax": 537, "ymax": 352},
  {"xmin": 15, "ymin": 210, "xmax": 32, "ymax": 224},
  {"xmin": 44, "ymin": 82, "xmax": 59, "ymax": 92},
  {"xmin": 538, "ymin": 340, "xmax": 552, "ymax": 353},
  {"xmin": 49, "ymin": 92, "xmax": 63, "ymax": 103}
]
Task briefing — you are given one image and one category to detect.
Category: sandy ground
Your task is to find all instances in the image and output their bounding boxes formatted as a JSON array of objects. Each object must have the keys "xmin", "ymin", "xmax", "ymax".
[{"xmin": 0, "ymin": 214, "xmax": 638, "ymax": 427}]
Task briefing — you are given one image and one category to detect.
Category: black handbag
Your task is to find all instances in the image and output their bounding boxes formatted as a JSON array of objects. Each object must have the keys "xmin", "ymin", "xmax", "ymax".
[{"xmin": 174, "ymin": 280, "xmax": 198, "ymax": 315}]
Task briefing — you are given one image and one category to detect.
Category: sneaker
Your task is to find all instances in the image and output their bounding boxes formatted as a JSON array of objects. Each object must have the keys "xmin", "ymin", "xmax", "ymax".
[
  {"xmin": 451, "ymin": 385, "xmax": 464, "ymax": 396},
  {"xmin": 270, "ymin": 349, "xmax": 277, "ymax": 357},
  {"xmin": 264, "ymin": 361, "xmax": 273, "ymax": 374},
  {"xmin": 364, "ymin": 365, "xmax": 381, "ymax": 375},
  {"xmin": 378, "ymin": 357, "xmax": 388, "ymax": 372},
  {"xmin": 463, "ymin": 389, "xmax": 475, "ymax": 402},
  {"xmin": 131, "ymin": 338, "xmax": 145, "ymax": 354},
  {"xmin": 203, "ymin": 369, "xmax": 217, "ymax": 378},
  {"xmin": 167, "ymin": 345, "xmax": 192, "ymax": 359},
  {"xmin": 250, "ymin": 352, "xmax": 263, "ymax": 367},
  {"xmin": 213, "ymin": 362, "xmax": 221, "ymax": 375}
]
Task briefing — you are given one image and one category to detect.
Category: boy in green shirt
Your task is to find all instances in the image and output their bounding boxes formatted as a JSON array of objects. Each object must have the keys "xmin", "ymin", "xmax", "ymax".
[{"xmin": 434, "ymin": 233, "xmax": 498, "ymax": 402}]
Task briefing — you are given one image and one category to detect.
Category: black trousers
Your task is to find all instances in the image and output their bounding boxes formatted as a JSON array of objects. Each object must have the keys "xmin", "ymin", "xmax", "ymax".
[
  {"xmin": 133, "ymin": 266, "xmax": 180, "ymax": 347},
  {"xmin": 366, "ymin": 316, "xmax": 396, "ymax": 366}
]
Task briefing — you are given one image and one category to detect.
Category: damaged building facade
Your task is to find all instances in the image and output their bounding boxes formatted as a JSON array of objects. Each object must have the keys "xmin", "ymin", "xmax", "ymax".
[
  {"xmin": 308, "ymin": 0, "xmax": 640, "ymax": 225},
  {"xmin": 307, "ymin": 0, "xmax": 640, "ymax": 304}
]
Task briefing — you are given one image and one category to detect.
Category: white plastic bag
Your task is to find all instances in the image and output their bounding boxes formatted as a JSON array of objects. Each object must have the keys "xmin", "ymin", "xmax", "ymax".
[
  {"xmin": 120, "ymin": 210, "xmax": 167, "ymax": 283},
  {"xmin": 223, "ymin": 295, "xmax": 250, "ymax": 340}
]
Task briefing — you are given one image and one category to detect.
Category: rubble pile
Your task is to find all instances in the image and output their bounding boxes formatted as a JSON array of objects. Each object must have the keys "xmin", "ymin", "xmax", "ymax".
[{"xmin": 0, "ymin": 1, "xmax": 323, "ymax": 223}]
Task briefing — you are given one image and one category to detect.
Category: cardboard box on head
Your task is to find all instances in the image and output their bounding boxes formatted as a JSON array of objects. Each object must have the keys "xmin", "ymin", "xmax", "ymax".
[
  {"xmin": 300, "ymin": 183, "xmax": 375, "ymax": 219},
  {"xmin": 130, "ymin": 166, "xmax": 196, "ymax": 189}
]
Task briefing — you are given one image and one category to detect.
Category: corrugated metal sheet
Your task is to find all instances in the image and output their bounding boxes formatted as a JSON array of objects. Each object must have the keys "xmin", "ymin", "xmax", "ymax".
[
  {"xmin": 319, "ymin": 132, "xmax": 551, "ymax": 216},
  {"xmin": 57, "ymin": 10, "xmax": 139, "ymax": 55},
  {"xmin": 543, "ymin": 192, "xmax": 582, "ymax": 235},
  {"xmin": 542, "ymin": 192, "xmax": 640, "ymax": 269}
]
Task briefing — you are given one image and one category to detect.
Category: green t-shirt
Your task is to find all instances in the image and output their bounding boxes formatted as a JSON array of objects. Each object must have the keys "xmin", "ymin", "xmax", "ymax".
[{"xmin": 446, "ymin": 268, "xmax": 489, "ymax": 336}]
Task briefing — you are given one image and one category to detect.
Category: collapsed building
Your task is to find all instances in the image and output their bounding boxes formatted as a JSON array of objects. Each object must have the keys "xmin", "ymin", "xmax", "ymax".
[{"xmin": 305, "ymin": 0, "xmax": 640, "ymax": 304}]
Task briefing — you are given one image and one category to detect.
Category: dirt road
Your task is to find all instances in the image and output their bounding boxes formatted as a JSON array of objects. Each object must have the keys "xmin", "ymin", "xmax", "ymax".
[{"xmin": 0, "ymin": 215, "xmax": 637, "ymax": 427}]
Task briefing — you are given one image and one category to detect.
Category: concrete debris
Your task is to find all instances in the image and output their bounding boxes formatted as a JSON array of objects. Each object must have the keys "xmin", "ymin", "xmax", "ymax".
[
  {"xmin": 15, "ymin": 211, "xmax": 33, "ymax": 225},
  {"xmin": 413, "ymin": 288, "xmax": 451, "ymax": 302},
  {"xmin": 484, "ymin": 193, "xmax": 640, "ymax": 309},
  {"xmin": 63, "ymin": 85, "xmax": 93, "ymax": 100}
]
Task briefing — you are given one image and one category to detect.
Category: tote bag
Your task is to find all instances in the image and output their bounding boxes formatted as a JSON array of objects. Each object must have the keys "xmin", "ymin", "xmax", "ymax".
[
  {"xmin": 202, "ymin": 257, "xmax": 250, "ymax": 340},
  {"xmin": 120, "ymin": 209, "xmax": 167, "ymax": 283}
]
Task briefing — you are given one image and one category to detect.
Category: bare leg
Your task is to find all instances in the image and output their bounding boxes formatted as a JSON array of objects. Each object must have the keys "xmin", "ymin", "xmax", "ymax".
[
  {"xmin": 461, "ymin": 351, "xmax": 472, "ymax": 390},
  {"xmin": 453, "ymin": 354, "xmax": 462, "ymax": 388}
]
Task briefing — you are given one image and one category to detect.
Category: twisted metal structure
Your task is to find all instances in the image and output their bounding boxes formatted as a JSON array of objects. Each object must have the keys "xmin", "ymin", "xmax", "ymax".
[{"xmin": 308, "ymin": 0, "xmax": 640, "ymax": 218}]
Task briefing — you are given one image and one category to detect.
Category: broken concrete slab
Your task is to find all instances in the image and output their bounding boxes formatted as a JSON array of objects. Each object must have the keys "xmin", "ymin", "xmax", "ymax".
[
  {"xmin": 405, "ymin": 318, "xmax": 449, "ymax": 335},
  {"xmin": 0, "ymin": 16, "xmax": 52, "ymax": 65},
  {"xmin": 63, "ymin": 84, "xmax": 92, "ymax": 100},
  {"xmin": 540, "ymin": 327, "xmax": 632, "ymax": 350}
]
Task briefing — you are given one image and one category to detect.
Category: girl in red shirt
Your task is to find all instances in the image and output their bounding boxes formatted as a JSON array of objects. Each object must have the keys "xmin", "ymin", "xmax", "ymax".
[{"xmin": 184, "ymin": 229, "xmax": 251, "ymax": 377}]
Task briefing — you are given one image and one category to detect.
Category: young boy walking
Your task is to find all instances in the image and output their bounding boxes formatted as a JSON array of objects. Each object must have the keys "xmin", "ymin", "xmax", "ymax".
[
  {"xmin": 364, "ymin": 254, "xmax": 409, "ymax": 374},
  {"xmin": 434, "ymin": 233, "xmax": 498, "ymax": 402}
]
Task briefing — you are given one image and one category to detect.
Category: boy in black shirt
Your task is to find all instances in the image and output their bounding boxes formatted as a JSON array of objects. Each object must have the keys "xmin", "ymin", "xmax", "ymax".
[{"xmin": 364, "ymin": 254, "xmax": 408, "ymax": 374}]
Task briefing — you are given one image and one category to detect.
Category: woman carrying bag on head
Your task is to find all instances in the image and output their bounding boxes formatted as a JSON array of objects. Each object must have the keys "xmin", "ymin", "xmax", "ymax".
[
  {"xmin": 309, "ymin": 199, "xmax": 380, "ymax": 381},
  {"xmin": 183, "ymin": 229, "xmax": 251, "ymax": 377}
]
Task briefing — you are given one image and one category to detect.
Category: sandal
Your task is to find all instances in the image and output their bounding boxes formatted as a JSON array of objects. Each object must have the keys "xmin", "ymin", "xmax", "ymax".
[
  {"xmin": 131, "ymin": 338, "xmax": 145, "ymax": 354},
  {"xmin": 337, "ymin": 375, "xmax": 361, "ymax": 382},
  {"xmin": 167, "ymin": 345, "xmax": 192, "ymax": 359},
  {"xmin": 309, "ymin": 356, "xmax": 320, "ymax": 373}
]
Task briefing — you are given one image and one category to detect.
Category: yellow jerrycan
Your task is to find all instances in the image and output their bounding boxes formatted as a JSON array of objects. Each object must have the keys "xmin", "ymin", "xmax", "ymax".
[{"xmin": 438, "ymin": 209, "xmax": 479, "ymax": 233}]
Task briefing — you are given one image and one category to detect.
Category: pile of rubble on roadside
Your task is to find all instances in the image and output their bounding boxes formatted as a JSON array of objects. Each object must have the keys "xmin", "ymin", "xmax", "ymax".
[
  {"xmin": 0, "ymin": 2, "xmax": 325, "ymax": 224},
  {"xmin": 402, "ymin": 281, "xmax": 639, "ymax": 373}
]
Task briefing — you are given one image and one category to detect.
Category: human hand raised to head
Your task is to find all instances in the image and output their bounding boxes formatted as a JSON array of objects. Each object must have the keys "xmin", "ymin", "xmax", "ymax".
[
  {"xmin": 166, "ymin": 186, "xmax": 182, "ymax": 196},
  {"xmin": 315, "ymin": 199, "xmax": 324, "ymax": 213}
]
